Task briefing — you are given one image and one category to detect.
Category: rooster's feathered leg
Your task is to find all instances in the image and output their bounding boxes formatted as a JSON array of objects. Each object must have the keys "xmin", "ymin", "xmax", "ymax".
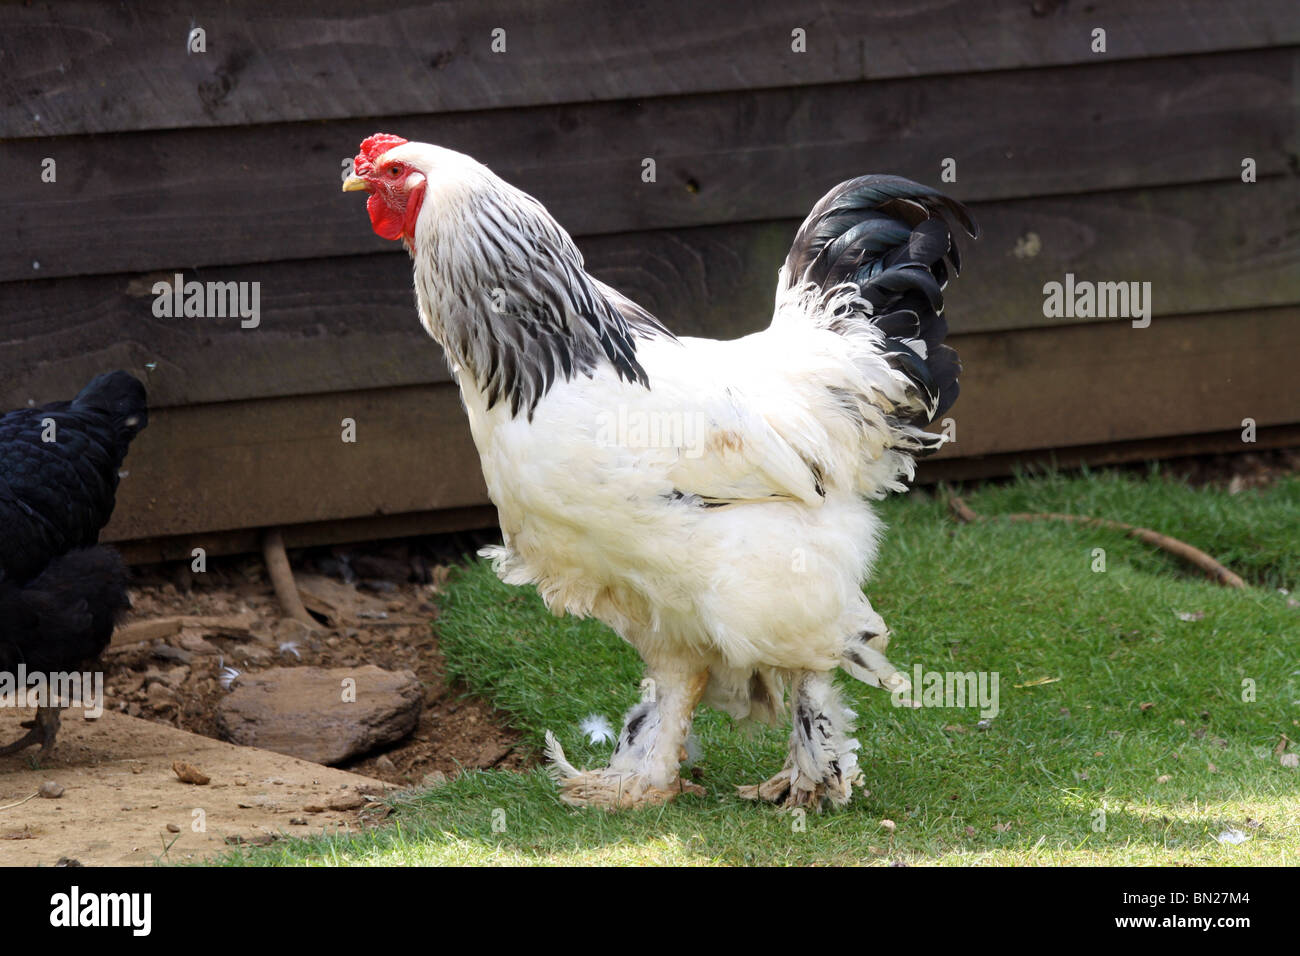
[
  {"xmin": 545, "ymin": 664, "xmax": 708, "ymax": 808},
  {"xmin": 738, "ymin": 671, "xmax": 861, "ymax": 809},
  {"xmin": 0, "ymin": 706, "xmax": 62, "ymax": 757}
]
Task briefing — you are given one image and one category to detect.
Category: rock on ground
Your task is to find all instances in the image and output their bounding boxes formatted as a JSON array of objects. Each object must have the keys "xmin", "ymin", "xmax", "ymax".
[{"xmin": 215, "ymin": 665, "xmax": 422, "ymax": 764}]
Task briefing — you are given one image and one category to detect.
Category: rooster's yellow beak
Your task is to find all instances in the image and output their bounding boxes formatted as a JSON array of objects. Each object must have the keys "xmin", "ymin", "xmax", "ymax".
[{"xmin": 342, "ymin": 174, "xmax": 368, "ymax": 193}]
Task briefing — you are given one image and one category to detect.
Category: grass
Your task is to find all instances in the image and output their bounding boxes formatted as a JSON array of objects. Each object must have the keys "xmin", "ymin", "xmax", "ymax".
[{"xmin": 216, "ymin": 469, "xmax": 1300, "ymax": 866}]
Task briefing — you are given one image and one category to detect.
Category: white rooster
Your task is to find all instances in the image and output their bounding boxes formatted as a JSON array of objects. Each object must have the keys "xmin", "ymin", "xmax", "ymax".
[{"xmin": 344, "ymin": 134, "xmax": 977, "ymax": 809}]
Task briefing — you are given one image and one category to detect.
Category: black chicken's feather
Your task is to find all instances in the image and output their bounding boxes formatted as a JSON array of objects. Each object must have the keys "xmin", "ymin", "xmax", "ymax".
[
  {"xmin": 0, "ymin": 546, "xmax": 129, "ymax": 674},
  {"xmin": 0, "ymin": 371, "xmax": 148, "ymax": 585}
]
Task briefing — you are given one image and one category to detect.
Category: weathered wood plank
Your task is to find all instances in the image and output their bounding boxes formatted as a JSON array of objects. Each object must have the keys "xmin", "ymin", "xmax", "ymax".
[
  {"xmin": 4, "ymin": 178, "xmax": 1297, "ymax": 410},
  {"xmin": 6, "ymin": 47, "xmax": 1295, "ymax": 282},
  {"xmin": 0, "ymin": 253, "xmax": 440, "ymax": 409},
  {"xmin": 97, "ymin": 306, "xmax": 1300, "ymax": 544},
  {"xmin": 103, "ymin": 383, "xmax": 489, "ymax": 541},
  {"xmin": 115, "ymin": 425, "xmax": 1300, "ymax": 563},
  {"xmin": 933, "ymin": 306, "xmax": 1300, "ymax": 458},
  {"xmin": 918, "ymin": 424, "xmax": 1300, "ymax": 485},
  {"xmin": 114, "ymin": 505, "xmax": 501, "ymax": 566},
  {"xmin": 4, "ymin": 0, "xmax": 1294, "ymax": 138}
]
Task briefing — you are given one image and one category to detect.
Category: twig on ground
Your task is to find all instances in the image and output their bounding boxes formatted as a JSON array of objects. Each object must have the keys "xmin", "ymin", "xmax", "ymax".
[
  {"xmin": 947, "ymin": 496, "xmax": 1247, "ymax": 589},
  {"xmin": 0, "ymin": 792, "xmax": 38, "ymax": 812},
  {"xmin": 261, "ymin": 527, "xmax": 321, "ymax": 627}
]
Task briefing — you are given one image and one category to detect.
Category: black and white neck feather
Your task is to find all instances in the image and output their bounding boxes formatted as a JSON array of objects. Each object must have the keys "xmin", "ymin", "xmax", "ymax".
[{"xmin": 398, "ymin": 144, "xmax": 671, "ymax": 419}]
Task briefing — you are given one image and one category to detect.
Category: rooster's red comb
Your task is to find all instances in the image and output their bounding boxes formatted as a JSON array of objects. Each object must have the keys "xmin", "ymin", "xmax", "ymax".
[{"xmin": 354, "ymin": 133, "xmax": 409, "ymax": 176}]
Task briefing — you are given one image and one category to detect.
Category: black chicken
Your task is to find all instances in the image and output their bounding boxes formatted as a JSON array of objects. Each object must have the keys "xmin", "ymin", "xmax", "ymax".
[{"xmin": 0, "ymin": 371, "xmax": 148, "ymax": 756}]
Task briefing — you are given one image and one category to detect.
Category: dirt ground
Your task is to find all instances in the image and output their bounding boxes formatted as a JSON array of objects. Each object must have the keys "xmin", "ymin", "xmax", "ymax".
[
  {"xmin": 107, "ymin": 537, "xmax": 527, "ymax": 786},
  {"xmin": 0, "ymin": 535, "xmax": 530, "ymax": 864},
  {"xmin": 0, "ymin": 710, "xmax": 395, "ymax": 866},
  {"xmin": 0, "ymin": 536, "xmax": 530, "ymax": 865}
]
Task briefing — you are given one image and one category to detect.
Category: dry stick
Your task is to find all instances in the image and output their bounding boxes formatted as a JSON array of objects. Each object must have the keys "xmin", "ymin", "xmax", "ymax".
[
  {"xmin": 947, "ymin": 496, "xmax": 1247, "ymax": 589},
  {"xmin": 0, "ymin": 792, "xmax": 38, "ymax": 812},
  {"xmin": 261, "ymin": 527, "xmax": 321, "ymax": 627}
]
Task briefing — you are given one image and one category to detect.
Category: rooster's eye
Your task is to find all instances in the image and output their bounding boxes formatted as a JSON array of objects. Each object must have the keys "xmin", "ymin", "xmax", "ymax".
[{"xmin": 388, "ymin": 165, "xmax": 402, "ymax": 177}]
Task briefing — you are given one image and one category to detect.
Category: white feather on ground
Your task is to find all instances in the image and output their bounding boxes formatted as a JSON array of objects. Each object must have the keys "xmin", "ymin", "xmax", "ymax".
[{"xmin": 580, "ymin": 714, "xmax": 616, "ymax": 745}]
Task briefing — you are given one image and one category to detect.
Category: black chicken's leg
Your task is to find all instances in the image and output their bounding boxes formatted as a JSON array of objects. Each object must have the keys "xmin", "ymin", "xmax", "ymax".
[{"xmin": 0, "ymin": 707, "xmax": 62, "ymax": 756}]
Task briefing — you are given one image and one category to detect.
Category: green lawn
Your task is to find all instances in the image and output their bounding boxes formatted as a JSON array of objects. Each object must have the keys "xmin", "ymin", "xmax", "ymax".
[{"xmin": 218, "ymin": 470, "xmax": 1300, "ymax": 866}]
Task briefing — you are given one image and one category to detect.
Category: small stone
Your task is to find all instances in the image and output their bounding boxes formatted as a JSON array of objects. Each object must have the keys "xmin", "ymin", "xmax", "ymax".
[
  {"xmin": 272, "ymin": 618, "xmax": 316, "ymax": 643},
  {"xmin": 151, "ymin": 644, "xmax": 193, "ymax": 665},
  {"xmin": 160, "ymin": 665, "xmax": 190, "ymax": 687},
  {"xmin": 238, "ymin": 644, "xmax": 272, "ymax": 664},
  {"xmin": 38, "ymin": 781, "xmax": 64, "ymax": 799},
  {"xmin": 879, "ymin": 818, "xmax": 897, "ymax": 833},
  {"xmin": 147, "ymin": 682, "xmax": 177, "ymax": 710},
  {"xmin": 166, "ymin": 823, "xmax": 180, "ymax": 833},
  {"xmin": 172, "ymin": 761, "xmax": 211, "ymax": 785},
  {"xmin": 178, "ymin": 632, "xmax": 220, "ymax": 655},
  {"xmin": 422, "ymin": 770, "xmax": 449, "ymax": 789},
  {"xmin": 327, "ymin": 792, "xmax": 365, "ymax": 811}
]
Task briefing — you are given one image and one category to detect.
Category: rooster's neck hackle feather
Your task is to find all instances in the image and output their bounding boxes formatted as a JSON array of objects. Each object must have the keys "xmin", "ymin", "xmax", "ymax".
[{"xmin": 406, "ymin": 148, "xmax": 670, "ymax": 418}]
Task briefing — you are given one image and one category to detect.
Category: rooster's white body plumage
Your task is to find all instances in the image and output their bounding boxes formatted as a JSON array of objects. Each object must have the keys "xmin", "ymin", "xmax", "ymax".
[{"xmin": 348, "ymin": 139, "xmax": 976, "ymax": 808}]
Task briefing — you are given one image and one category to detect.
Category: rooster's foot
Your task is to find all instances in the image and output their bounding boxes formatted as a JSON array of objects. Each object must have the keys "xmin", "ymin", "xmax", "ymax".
[
  {"xmin": 555, "ymin": 769, "xmax": 705, "ymax": 809},
  {"xmin": 737, "ymin": 765, "xmax": 857, "ymax": 810},
  {"xmin": 543, "ymin": 730, "xmax": 704, "ymax": 808}
]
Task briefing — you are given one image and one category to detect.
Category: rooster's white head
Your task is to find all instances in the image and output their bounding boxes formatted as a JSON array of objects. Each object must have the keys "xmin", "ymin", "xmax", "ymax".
[{"xmin": 341, "ymin": 133, "xmax": 488, "ymax": 249}]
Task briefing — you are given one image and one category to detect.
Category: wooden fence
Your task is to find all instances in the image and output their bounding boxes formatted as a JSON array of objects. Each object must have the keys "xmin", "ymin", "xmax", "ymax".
[{"xmin": 2, "ymin": 1, "xmax": 1297, "ymax": 560}]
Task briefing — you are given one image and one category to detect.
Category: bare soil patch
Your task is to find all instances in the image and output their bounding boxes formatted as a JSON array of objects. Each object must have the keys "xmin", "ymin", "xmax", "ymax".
[{"xmin": 104, "ymin": 536, "xmax": 526, "ymax": 786}]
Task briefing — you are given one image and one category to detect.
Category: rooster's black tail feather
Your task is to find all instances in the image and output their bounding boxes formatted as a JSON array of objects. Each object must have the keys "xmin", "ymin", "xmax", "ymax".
[{"xmin": 782, "ymin": 175, "xmax": 978, "ymax": 425}]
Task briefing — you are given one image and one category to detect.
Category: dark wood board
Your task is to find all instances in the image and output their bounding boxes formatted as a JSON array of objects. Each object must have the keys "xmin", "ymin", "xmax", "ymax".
[
  {"xmin": 2, "ymin": 174, "xmax": 1300, "ymax": 411},
  {"xmin": 5, "ymin": 0, "xmax": 1295, "ymax": 138},
  {"xmin": 112, "ymin": 425, "xmax": 1300, "ymax": 563},
  {"xmin": 95, "ymin": 306, "xmax": 1300, "ymax": 543},
  {"xmin": 6, "ymin": 47, "xmax": 1296, "ymax": 283},
  {"xmin": 103, "ymin": 382, "xmax": 489, "ymax": 541},
  {"xmin": 935, "ymin": 306, "xmax": 1300, "ymax": 459},
  {"xmin": 114, "ymin": 505, "xmax": 501, "ymax": 566},
  {"xmin": 4, "ymin": 176, "xmax": 1298, "ymax": 411},
  {"xmin": 917, "ymin": 424, "xmax": 1300, "ymax": 486}
]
